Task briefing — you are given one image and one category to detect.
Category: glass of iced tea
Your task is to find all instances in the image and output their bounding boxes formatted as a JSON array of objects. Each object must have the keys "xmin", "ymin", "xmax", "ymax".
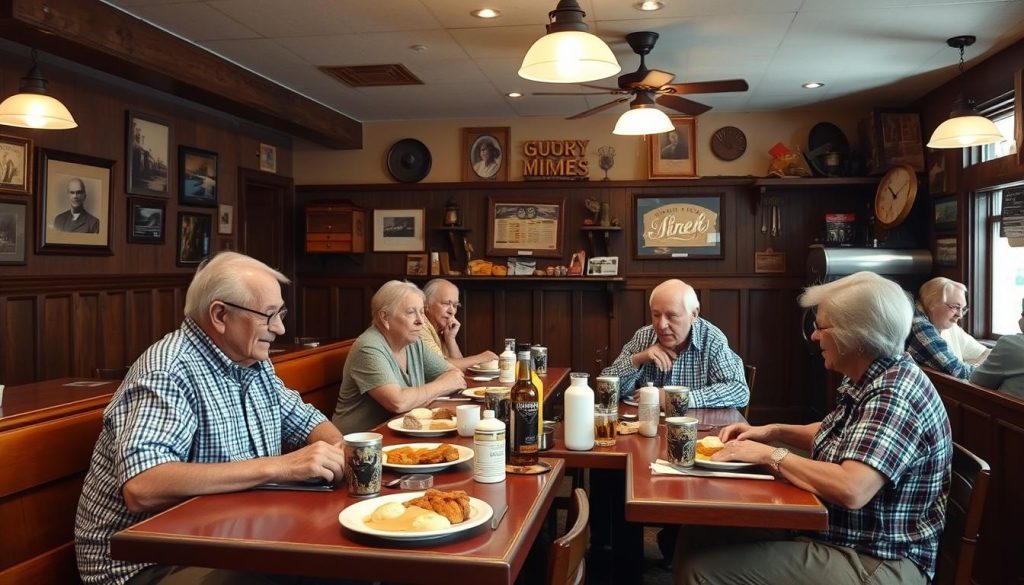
[{"xmin": 594, "ymin": 406, "xmax": 618, "ymax": 447}]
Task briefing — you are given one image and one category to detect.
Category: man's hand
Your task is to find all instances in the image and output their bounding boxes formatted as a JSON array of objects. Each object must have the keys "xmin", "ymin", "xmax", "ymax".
[
  {"xmin": 635, "ymin": 344, "xmax": 677, "ymax": 372},
  {"xmin": 718, "ymin": 423, "xmax": 774, "ymax": 443},
  {"xmin": 276, "ymin": 440, "xmax": 346, "ymax": 484},
  {"xmin": 441, "ymin": 316, "xmax": 461, "ymax": 340}
]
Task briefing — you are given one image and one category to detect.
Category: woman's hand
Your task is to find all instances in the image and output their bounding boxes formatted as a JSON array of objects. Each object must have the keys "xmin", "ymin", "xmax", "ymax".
[
  {"xmin": 719, "ymin": 423, "xmax": 775, "ymax": 443},
  {"xmin": 712, "ymin": 438, "xmax": 774, "ymax": 466}
]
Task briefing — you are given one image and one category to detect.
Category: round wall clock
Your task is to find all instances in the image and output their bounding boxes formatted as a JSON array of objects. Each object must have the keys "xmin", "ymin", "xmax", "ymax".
[
  {"xmin": 710, "ymin": 126, "xmax": 747, "ymax": 161},
  {"xmin": 874, "ymin": 164, "xmax": 919, "ymax": 229}
]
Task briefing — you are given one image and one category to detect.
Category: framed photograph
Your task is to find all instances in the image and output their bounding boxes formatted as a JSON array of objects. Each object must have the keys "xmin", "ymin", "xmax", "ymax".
[
  {"xmin": 486, "ymin": 195, "xmax": 565, "ymax": 258},
  {"xmin": 179, "ymin": 146, "xmax": 218, "ymax": 207},
  {"xmin": 633, "ymin": 193, "xmax": 723, "ymax": 259},
  {"xmin": 259, "ymin": 143, "xmax": 277, "ymax": 173},
  {"xmin": 462, "ymin": 127, "xmax": 509, "ymax": 182},
  {"xmin": 649, "ymin": 117, "xmax": 697, "ymax": 179},
  {"xmin": 0, "ymin": 134, "xmax": 32, "ymax": 195},
  {"xmin": 176, "ymin": 211, "xmax": 212, "ymax": 266},
  {"xmin": 0, "ymin": 200, "xmax": 27, "ymax": 265},
  {"xmin": 936, "ymin": 237, "xmax": 957, "ymax": 267},
  {"xmin": 863, "ymin": 109, "xmax": 924, "ymax": 174},
  {"xmin": 127, "ymin": 197, "xmax": 165, "ymax": 244},
  {"xmin": 934, "ymin": 197, "xmax": 958, "ymax": 233},
  {"xmin": 37, "ymin": 149, "xmax": 114, "ymax": 255},
  {"xmin": 927, "ymin": 149, "xmax": 956, "ymax": 195},
  {"xmin": 373, "ymin": 208, "xmax": 425, "ymax": 252},
  {"xmin": 586, "ymin": 256, "xmax": 619, "ymax": 276},
  {"xmin": 218, "ymin": 204, "xmax": 233, "ymax": 235},
  {"xmin": 127, "ymin": 111, "xmax": 171, "ymax": 197},
  {"xmin": 406, "ymin": 253, "xmax": 428, "ymax": 276}
]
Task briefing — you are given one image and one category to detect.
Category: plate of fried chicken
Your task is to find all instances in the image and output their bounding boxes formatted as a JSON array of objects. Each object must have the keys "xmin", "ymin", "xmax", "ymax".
[
  {"xmin": 382, "ymin": 443, "xmax": 474, "ymax": 473},
  {"xmin": 339, "ymin": 488, "xmax": 493, "ymax": 542}
]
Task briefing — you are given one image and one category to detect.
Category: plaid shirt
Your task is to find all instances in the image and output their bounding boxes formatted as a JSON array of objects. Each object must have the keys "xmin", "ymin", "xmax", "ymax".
[
  {"xmin": 906, "ymin": 308, "xmax": 974, "ymax": 379},
  {"xmin": 75, "ymin": 318, "xmax": 327, "ymax": 585},
  {"xmin": 812, "ymin": 352, "xmax": 951, "ymax": 579},
  {"xmin": 601, "ymin": 318, "xmax": 748, "ymax": 407}
]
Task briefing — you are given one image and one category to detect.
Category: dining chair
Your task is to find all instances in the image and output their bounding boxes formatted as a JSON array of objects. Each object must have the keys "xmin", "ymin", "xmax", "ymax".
[
  {"xmin": 95, "ymin": 366, "xmax": 129, "ymax": 379},
  {"xmin": 547, "ymin": 488, "xmax": 590, "ymax": 585},
  {"xmin": 742, "ymin": 364, "xmax": 756, "ymax": 420},
  {"xmin": 934, "ymin": 442, "xmax": 991, "ymax": 585}
]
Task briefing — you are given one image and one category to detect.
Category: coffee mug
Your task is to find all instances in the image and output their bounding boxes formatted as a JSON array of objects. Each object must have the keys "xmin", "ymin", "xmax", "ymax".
[
  {"xmin": 665, "ymin": 416, "xmax": 698, "ymax": 467},
  {"xmin": 457, "ymin": 403, "xmax": 481, "ymax": 437}
]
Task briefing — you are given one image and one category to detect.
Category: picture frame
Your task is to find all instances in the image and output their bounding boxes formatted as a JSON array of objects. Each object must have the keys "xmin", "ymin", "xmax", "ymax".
[
  {"xmin": 862, "ymin": 109, "xmax": 925, "ymax": 174},
  {"xmin": 649, "ymin": 117, "xmax": 697, "ymax": 179},
  {"xmin": 127, "ymin": 197, "xmax": 166, "ymax": 244},
  {"xmin": 127, "ymin": 110, "xmax": 171, "ymax": 197},
  {"xmin": 633, "ymin": 193, "xmax": 724, "ymax": 259},
  {"xmin": 933, "ymin": 197, "xmax": 958, "ymax": 233},
  {"xmin": 586, "ymin": 256, "xmax": 619, "ymax": 276},
  {"xmin": 176, "ymin": 211, "xmax": 212, "ymax": 266},
  {"xmin": 0, "ymin": 134, "xmax": 32, "ymax": 195},
  {"xmin": 0, "ymin": 200, "xmax": 27, "ymax": 265},
  {"xmin": 259, "ymin": 143, "xmax": 277, "ymax": 173},
  {"xmin": 461, "ymin": 127, "xmax": 509, "ymax": 182},
  {"xmin": 927, "ymin": 149, "xmax": 956, "ymax": 195},
  {"xmin": 373, "ymin": 208, "xmax": 425, "ymax": 252},
  {"xmin": 218, "ymin": 204, "xmax": 233, "ymax": 235},
  {"xmin": 486, "ymin": 195, "xmax": 565, "ymax": 258},
  {"xmin": 406, "ymin": 253, "xmax": 428, "ymax": 276},
  {"xmin": 936, "ymin": 237, "xmax": 957, "ymax": 267},
  {"xmin": 37, "ymin": 149, "xmax": 114, "ymax": 255},
  {"xmin": 179, "ymin": 146, "xmax": 218, "ymax": 207}
]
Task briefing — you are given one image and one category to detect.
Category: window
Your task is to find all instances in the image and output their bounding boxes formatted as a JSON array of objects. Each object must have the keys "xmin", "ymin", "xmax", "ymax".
[
  {"xmin": 965, "ymin": 92, "xmax": 1015, "ymax": 166},
  {"xmin": 985, "ymin": 189, "xmax": 1024, "ymax": 335}
]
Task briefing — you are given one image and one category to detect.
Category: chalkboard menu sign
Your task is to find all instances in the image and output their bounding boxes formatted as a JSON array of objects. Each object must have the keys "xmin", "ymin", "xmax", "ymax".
[{"xmin": 1001, "ymin": 186, "xmax": 1024, "ymax": 239}]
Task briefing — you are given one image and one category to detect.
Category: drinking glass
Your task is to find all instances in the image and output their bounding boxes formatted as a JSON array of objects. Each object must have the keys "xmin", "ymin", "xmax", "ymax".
[{"xmin": 594, "ymin": 406, "xmax": 618, "ymax": 447}]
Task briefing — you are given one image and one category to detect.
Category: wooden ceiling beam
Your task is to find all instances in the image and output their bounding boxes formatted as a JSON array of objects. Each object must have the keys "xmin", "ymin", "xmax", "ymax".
[{"xmin": 0, "ymin": 0, "xmax": 361, "ymax": 149}]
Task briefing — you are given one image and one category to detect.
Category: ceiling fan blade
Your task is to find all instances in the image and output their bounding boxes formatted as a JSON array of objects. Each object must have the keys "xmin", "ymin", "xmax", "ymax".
[
  {"xmin": 534, "ymin": 91, "xmax": 617, "ymax": 96},
  {"xmin": 655, "ymin": 94, "xmax": 712, "ymax": 116},
  {"xmin": 619, "ymin": 68, "xmax": 675, "ymax": 90},
  {"xmin": 579, "ymin": 84, "xmax": 624, "ymax": 92},
  {"xmin": 661, "ymin": 79, "xmax": 749, "ymax": 95},
  {"xmin": 566, "ymin": 98, "xmax": 630, "ymax": 120}
]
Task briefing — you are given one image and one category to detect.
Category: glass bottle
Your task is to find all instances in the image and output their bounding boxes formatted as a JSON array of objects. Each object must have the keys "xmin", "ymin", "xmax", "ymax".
[{"xmin": 509, "ymin": 349, "xmax": 540, "ymax": 466}]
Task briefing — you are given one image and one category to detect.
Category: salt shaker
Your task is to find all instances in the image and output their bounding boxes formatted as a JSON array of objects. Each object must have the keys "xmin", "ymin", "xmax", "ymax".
[{"xmin": 638, "ymin": 382, "xmax": 659, "ymax": 438}]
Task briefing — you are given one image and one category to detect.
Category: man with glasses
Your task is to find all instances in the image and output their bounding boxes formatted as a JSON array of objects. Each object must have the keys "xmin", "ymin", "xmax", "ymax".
[
  {"xmin": 419, "ymin": 278, "xmax": 498, "ymax": 370},
  {"xmin": 76, "ymin": 252, "xmax": 347, "ymax": 585},
  {"xmin": 906, "ymin": 277, "xmax": 989, "ymax": 379}
]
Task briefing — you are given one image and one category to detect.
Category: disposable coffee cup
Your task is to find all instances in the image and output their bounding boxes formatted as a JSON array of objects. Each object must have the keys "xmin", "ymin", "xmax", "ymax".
[
  {"xmin": 343, "ymin": 432, "xmax": 383, "ymax": 497},
  {"xmin": 457, "ymin": 403, "xmax": 481, "ymax": 437},
  {"xmin": 665, "ymin": 416, "xmax": 698, "ymax": 467}
]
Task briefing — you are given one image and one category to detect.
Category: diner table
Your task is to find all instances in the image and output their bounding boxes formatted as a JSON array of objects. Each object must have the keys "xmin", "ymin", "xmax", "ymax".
[
  {"xmin": 458, "ymin": 366, "xmax": 569, "ymax": 410},
  {"xmin": 0, "ymin": 377, "xmax": 117, "ymax": 432}
]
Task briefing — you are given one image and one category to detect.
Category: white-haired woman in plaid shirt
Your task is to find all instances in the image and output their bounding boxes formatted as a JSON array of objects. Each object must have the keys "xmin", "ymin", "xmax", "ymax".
[{"xmin": 674, "ymin": 271, "xmax": 952, "ymax": 585}]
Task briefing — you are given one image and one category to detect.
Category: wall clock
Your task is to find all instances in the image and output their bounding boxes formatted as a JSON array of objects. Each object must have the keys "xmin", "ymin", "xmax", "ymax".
[
  {"xmin": 874, "ymin": 163, "xmax": 918, "ymax": 229},
  {"xmin": 710, "ymin": 126, "xmax": 746, "ymax": 161}
]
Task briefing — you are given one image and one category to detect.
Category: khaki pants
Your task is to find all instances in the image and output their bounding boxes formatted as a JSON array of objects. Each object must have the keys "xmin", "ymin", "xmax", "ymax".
[
  {"xmin": 127, "ymin": 565, "xmax": 370, "ymax": 585},
  {"xmin": 672, "ymin": 526, "xmax": 926, "ymax": 585}
]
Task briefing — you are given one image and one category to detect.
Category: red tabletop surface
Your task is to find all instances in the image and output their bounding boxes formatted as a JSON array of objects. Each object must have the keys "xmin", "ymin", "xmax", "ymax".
[{"xmin": 0, "ymin": 378, "xmax": 117, "ymax": 432}]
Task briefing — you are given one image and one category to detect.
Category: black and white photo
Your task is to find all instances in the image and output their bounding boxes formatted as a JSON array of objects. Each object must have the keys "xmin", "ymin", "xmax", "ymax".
[
  {"xmin": 127, "ymin": 111, "xmax": 171, "ymax": 197},
  {"xmin": 373, "ymin": 208, "xmax": 424, "ymax": 252},
  {"xmin": 128, "ymin": 197, "xmax": 165, "ymax": 244},
  {"xmin": 38, "ymin": 149, "xmax": 113, "ymax": 255},
  {"xmin": 0, "ymin": 134, "xmax": 32, "ymax": 196},
  {"xmin": 0, "ymin": 200, "xmax": 26, "ymax": 265}
]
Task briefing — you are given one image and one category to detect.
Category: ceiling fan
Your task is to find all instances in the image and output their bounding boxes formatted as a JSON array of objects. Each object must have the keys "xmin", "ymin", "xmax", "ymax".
[{"xmin": 534, "ymin": 31, "xmax": 749, "ymax": 119}]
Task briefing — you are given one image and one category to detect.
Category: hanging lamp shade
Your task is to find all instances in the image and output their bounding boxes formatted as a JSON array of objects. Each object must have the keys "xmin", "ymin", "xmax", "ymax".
[
  {"xmin": 926, "ymin": 35, "xmax": 1001, "ymax": 150},
  {"xmin": 0, "ymin": 57, "xmax": 77, "ymax": 130},
  {"xmin": 518, "ymin": 0, "xmax": 620, "ymax": 84},
  {"xmin": 612, "ymin": 94, "xmax": 673, "ymax": 135}
]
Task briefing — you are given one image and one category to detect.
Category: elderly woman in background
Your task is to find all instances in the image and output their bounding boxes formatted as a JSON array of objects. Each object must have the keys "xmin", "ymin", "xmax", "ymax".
[
  {"xmin": 675, "ymin": 272, "xmax": 951, "ymax": 585},
  {"xmin": 332, "ymin": 280, "xmax": 466, "ymax": 433},
  {"xmin": 918, "ymin": 277, "xmax": 990, "ymax": 364},
  {"xmin": 971, "ymin": 298, "xmax": 1024, "ymax": 399}
]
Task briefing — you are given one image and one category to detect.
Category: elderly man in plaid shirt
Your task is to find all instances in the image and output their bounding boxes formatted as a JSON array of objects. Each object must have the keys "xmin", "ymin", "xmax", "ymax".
[{"xmin": 675, "ymin": 272, "xmax": 952, "ymax": 585}]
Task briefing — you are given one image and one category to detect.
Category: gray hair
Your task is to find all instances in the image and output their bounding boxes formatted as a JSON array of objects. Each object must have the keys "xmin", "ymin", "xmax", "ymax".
[
  {"xmin": 183, "ymin": 251, "xmax": 289, "ymax": 321},
  {"xmin": 650, "ymin": 279, "xmax": 700, "ymax": 313},
  {"xmin": 372, "ymin": 280, "xmax": 424, "ymax": 326},
  {"xmin": 799, "ymin": 271, "xmax": 911, "ymax": 359},
  {"xmin": 918, "ymin": 277, "xmax": 967, "ymax": 312},
  {"xmin": 422, "ymin": 279, "xmax": 456, "ymax": 303}
]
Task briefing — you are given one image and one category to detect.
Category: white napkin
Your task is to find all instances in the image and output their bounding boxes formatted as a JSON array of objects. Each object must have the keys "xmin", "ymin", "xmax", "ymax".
[{"xmin": 651, "ymin": 459, "xmax": 775, "ymax": 481}]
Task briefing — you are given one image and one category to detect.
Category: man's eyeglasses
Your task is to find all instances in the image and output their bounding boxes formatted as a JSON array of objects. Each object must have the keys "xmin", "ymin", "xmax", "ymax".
[
  {"xmin": 944, "ymin": 303, "xmax": 969, "ymax": 315},
  {"xmin": 220, "ymin": 300, "xmax": 288, "ymax": 326},
  {"xmin": 439, "ymin": 300, "xmax": 462, "ymax": 311}
]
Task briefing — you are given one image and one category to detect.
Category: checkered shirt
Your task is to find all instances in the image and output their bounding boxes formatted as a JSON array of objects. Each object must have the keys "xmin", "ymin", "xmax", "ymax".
[
  {"xmin": 906, "ymin": 308, "xmax": 974, "ymax": 379},
  {"xmin": 812, "ymin": 352, "xmax": 951, "ymax": 579},
  {"xmin": 74, "ymin": 318, "xmax": 327, "ymax": 585},
  {"xmin": 601, "ymin": 318, "xmax": 749, "ymax": 407}
]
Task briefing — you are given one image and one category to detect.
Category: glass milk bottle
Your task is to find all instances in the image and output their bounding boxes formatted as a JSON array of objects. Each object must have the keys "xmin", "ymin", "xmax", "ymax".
[
  {"xmin": 498, "ymin": 339, "xmax": 516, "ymax": 383},
  {"xmin": 564, "ymin": 372, "xmax": 595, "ymax": 451},
  {"xmin": 638, "ymin": 382, "xmax": 660, "ymax": 438},
  {"xmin": 473, "ymin": 410, "xmax": 506, "ymax": 483}
]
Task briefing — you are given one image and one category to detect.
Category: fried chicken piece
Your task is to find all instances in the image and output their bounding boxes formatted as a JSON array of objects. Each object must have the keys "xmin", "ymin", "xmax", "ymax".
[
  {"xmin": 413, "ymin": 444, "xmax": 459, "ymax": 464},
  {"xmin": 431, "ymin": 407, "xmax": 455, "ymax": 420},
  {"xmin": 384, "ymin": 447, "xmax": 418, "ymax": 465},
  {"xmin": 404, "ymin": 489, "xmax": 471, "ymax": 524}
]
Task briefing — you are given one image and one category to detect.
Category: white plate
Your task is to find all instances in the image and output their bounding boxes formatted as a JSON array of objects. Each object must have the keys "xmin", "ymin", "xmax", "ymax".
[
  {"xmin": 462, "ymin": 388, "xmax": 488, "ymax": 400},
  {"xmin": 338, "ymin": 491, "xmax": 493, "ymax": 541},
  {"xmin": 467, "ymin": 367, "xmax": 500, "ymax": 376},
  {"xmin": 382, "ymin": 443, "xmax": 474, "ymax": 473},
  {"xmin": 386, "ymin": 417, "xmax": 457, "ymax": 437},
  {"xmin": 694, "ymin": 458, "xmax": 757, "ymax": 471}
]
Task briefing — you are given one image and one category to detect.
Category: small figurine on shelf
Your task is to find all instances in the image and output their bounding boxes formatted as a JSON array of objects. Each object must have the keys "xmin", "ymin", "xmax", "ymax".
[
  {"xmin": 443, "ymin": 198, "xmax": 461, "ymax": 227},
  {"xmin": 597, "ymin": 146, "xmax": 615, "ymax": 181},
  {"xmin": 584, "ymin": 197, "xmax": 601, "ymax": 225}
]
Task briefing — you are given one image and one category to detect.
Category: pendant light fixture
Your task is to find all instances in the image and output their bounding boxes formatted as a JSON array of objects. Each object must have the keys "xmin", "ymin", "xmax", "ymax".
[
  {"xmin": 518, "ymin": 0, "xmax": 620, "ymax": 84},
  {"xmin": 926, "ymin": 35, "xmax": 1001, "ymax": 149},
  {"xmin": 0, "ymin": 50, "xmax": 77, "ymax": 130},
  {"xmin": 612, "ymin": 92, "xmax": 674, "ymax": 135}
]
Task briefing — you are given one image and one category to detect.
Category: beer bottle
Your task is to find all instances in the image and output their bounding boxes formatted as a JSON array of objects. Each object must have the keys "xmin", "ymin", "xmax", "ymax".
[{"xmin": 509, "ymin": 349, "xmax": 540, "ymax": 466}]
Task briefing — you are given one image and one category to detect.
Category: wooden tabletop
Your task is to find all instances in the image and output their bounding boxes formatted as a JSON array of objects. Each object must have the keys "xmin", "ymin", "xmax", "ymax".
[
  {"xmin": 0, "ymin": 378, "xmax": 118, "ymax": 432},
  {"xmin": 461, "ymin": 366, "xmax": 569, "ymax": 410}
]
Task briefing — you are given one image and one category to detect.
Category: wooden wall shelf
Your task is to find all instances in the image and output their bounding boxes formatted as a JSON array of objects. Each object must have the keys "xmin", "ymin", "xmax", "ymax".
[{"xmin": 580, "ymin": 225, "xmax": 622, "ymax": 258}]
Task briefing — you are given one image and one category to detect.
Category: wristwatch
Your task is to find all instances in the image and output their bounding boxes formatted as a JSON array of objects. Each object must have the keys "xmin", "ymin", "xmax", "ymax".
[{"xmin": 770, "ymin": 447, "xmax": 790, "ymax": 473}]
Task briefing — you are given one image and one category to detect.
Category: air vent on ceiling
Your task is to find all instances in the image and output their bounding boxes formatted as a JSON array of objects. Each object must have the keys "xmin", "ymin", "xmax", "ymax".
[{"xmin": 319, "ymin": 64, "xmax": 423, "ymax": 87}]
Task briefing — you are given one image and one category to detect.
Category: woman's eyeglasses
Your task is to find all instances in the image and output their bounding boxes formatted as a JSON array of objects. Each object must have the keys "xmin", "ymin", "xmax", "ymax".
[{"xmin": 944, "ymin": 303, "xmax": 969, "ymax": 315}]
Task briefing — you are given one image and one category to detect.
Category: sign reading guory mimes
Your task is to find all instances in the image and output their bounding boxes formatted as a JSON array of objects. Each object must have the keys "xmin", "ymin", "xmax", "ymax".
[
  {"xmin": 522, "ymin": 140, "xmax": 589, "ymax": 180},
  {"xmin": 635, "ymin": 195, "xmax": 723, "ymax": 259}
]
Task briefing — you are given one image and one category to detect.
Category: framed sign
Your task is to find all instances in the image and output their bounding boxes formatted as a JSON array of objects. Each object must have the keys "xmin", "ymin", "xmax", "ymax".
[
  {"xmin": 37, "ymin": 149, "xmax": 114, "ymax": 255},
  {"xmin": 936, "ymin": 237, "xmax": 957, "ymax": 267},
  {"xmin": 177, "ymin": 212, "xmax": 212, "ymax": 266},
  {"xmin": 633, "ymin": 194, "xmax": 723, "ymax": 259},
  {"xmin": 486, "ymin": 195, "xmax": 564, "ymax": 258},
  {"xmin": 0, "ymin": 200, "xmax": 27, "ymax": 265},
  {"xmin": 462, "ymin": 127, "xmax": 509, "ymax": 182},
  {"xmin": 127, "ymin": 197, "xmax": 165, "ymax": 244},
  {"xmin": 179, "ymin": 146, "xmax": 218, "ymax": 207},
  {"xmin": 649, "ymin": 117, "xmax": 697, "ymax": 179},
  {"xmin": 259, "ymin": 143, "xmax": 277, "ymax": 173},
  {"xmin": 127, "ymin": 111, "xmax": 171, "ymax": 197},
  {"xmin": 218, "ymin": 204, "xmax": 233, "ymax": 235},
  {"xmin": 933, "ymin": 197, "xmax": 957, "ymax": 233},
  {"xmin": 373, "ymin": 208, "xmax": 425, "ymax": 252},
  {"xmin": 406, "ymin": 253, "xmax": 428, "ymax": 276},
  {"xmin": 0, "ymin": 134, "xmax": 32, "ymax": 195}
]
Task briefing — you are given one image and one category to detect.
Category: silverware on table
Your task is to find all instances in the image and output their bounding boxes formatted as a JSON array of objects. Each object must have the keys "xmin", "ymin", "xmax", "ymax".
[
  {"xmin": 385, "ymin": 475, "xmax": 413, "ymax": 488},
  {"xmin": 491, "ymin": 503, "xmax": 509, "ymax": 530}
]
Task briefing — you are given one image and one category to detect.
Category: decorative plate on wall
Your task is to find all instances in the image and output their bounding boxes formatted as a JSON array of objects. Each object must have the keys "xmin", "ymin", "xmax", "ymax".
[
  {"xmin": 710, "ymin": 126, "xmax": 746, "ymax": 161},
  {"xmin": 386, "ymin": 138, "xmax": 432, "ymax": 183}
]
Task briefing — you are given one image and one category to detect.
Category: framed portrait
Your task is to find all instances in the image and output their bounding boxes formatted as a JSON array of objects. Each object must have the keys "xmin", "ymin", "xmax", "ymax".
[
  {"xmin": 127, "ymin": 197, "xmax": 165, "ymax": 244},
  {"xmin": 373, "ymin": 208, "xmax": 425, "ymax": 252},
  {"xmin": 127, "ymin": 111, "xmax": 171, "ymax": 197},
  {"xmin": 0, "ymin": 200, "xmax": 27, "ymax": 265},
  {"xmin": 633, "ymin": 193, "xmax": 723, "ymax": 259},
  {"xmin": 218, "ymin": 204, "xmax": 234, "ymax": 235},
  {"xmin": 0, "ymin": 134, "xmax": 32, "ymax": 195},
  {"xmin": 406, "ymin": 253, "xmax": 428, "ymax": 276},
  {"xmin": 649, "ymin": 117, "xmax": 697, "ymax": 179},
  {"xmin": 177, "ymin": 211, "xmax": 212, "ymax": 266},
  {"xmin": 936, "ymin": 237, "xmax": 957, "ymax": 267},
  {"xmin": 933, "ymin": 197, "xmax": 958, "ymax": 233},
  {"xmin": 37, "ymin": 149, "xmax": 114, "ymax": 255},
  {"xmin": 259, "ymin": 143, "xmax": 277, "ymax": 173},
  {"xmin": 179, "ymin": 146, "xmax": 218, "ymax": 207},
  {"xmin": 462, "ymin": 127, "xmax": 509, "ymax": 182},
  {"xmin": 486, "ymin": 195, "xmax": 564, "ymax": 258}
]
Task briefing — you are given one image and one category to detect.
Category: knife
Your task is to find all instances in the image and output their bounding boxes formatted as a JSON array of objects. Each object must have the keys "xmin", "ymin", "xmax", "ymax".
[
  {"xmin": 652, "ymin": 459, "xmax": 774, "ymax": 481},
  {"xmin": 491, "ymin": 503, "xmax": 509, "ymax": 530}
]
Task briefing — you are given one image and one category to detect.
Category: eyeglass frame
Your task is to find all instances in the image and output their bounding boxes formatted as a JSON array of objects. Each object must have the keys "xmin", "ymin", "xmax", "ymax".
[
  {"xmin": 219, "ymin": 300, "xmax": 288, "ymax": 326},
  {"xmin": 943, "ymin": 302, "xmax": 969, "ymax": 315},
  {"xmin": 438, "ymin": 300, "xmax": 462, "ymax": 311}
]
